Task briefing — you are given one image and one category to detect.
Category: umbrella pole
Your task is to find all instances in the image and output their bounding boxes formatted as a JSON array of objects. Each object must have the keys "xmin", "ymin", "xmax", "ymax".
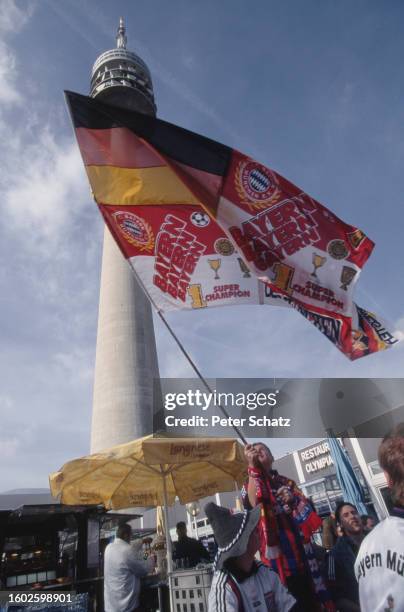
[{"xmin": 162, "ymin": 472, "xmax": 173, "ymax": 574}]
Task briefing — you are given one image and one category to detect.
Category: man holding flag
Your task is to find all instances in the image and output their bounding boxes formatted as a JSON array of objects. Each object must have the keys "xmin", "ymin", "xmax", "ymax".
[{"xmin": 242, "ymin": 442, "xmax": 334, "ymax": 611}]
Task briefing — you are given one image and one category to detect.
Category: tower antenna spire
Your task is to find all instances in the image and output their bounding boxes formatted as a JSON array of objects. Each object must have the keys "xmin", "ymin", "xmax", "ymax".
[{"xmin": 116, "ymin": 16, "xmax": 127, "ymax": 49}]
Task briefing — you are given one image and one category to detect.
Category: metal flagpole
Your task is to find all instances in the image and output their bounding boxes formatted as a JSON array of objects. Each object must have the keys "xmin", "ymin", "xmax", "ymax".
[
  {"xmin": 156, "ymin": 311, "xmax": 248, "ymax": 444},
  {"xmin": 120, "ymin": 258, "xmax": 248, "ymax": 445}
]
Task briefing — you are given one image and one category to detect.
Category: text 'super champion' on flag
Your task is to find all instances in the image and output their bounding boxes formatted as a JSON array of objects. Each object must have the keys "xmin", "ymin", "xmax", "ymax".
[{"xmin": 66, "ymin": 91, "xmax": 399, "ymax": 360}]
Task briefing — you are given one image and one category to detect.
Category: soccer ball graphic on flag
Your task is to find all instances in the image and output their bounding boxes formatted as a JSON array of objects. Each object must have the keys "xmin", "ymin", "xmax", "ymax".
[{"xmin": 190, "ymin": 211, "xmax": 210, "ymax": 227}]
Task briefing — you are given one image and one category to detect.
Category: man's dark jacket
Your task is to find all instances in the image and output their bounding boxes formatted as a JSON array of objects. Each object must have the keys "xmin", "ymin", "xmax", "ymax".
[
  {"xmin": 173, "ymin": 536, "xmax": 210, "ymax": 567},
  {"xmin": 328, "ymin": 535, "xmax": 361, "ymax": 606}
]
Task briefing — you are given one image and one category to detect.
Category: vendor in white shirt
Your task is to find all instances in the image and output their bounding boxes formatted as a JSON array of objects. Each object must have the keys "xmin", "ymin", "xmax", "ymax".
[
  {"xmin": 355, "ymin": 423, "xmax": 404, "ymax": 612},
  {"xmin": 104, "ymin": 523, "xmax": 155, "ymax": 612}
]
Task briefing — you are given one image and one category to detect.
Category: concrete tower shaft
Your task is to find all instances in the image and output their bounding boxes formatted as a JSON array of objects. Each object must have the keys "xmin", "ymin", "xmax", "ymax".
[{"xmin": 90, "ymin": 19, "xmax": 161, "ymax": 452}]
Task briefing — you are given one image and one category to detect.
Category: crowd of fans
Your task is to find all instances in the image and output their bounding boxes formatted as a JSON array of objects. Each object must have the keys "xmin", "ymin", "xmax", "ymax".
[
  {"xmin": 207, "ymin": 423, "xmax": 404, "ymax": 612},
  {"xmin": 103, "ymin": 424, "xmax": 404, "ymax": 611}
]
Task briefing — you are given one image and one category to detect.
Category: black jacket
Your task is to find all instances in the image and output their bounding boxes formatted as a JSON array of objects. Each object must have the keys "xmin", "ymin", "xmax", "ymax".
[
  {"xmin": 173, "ymin": 536, "xmax": 210, "ymax": 567},
  {"xmin": 328, "ymin": 535, "xmax": 361, "ymax": 606}
]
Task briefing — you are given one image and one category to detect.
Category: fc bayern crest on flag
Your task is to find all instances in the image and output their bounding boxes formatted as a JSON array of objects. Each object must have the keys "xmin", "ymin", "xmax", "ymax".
[
  {"xmin": 235, "ymin": 160, "xmax": 281, "ymax": 209},
  {"xmin": 112, "ymin": 211, "xmax": 154, "ymax": 252}
]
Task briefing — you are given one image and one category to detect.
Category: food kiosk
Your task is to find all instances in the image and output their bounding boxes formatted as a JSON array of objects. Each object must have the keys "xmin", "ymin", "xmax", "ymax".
[{"xmin": 0, "ymin": 504, "xmax": 148, "ymax": 610}]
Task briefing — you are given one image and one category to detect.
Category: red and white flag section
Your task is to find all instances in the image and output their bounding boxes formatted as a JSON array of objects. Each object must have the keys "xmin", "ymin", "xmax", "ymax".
[{"xmin": 66, "ymin": 91, "xmax": 400, "ymax": 360}]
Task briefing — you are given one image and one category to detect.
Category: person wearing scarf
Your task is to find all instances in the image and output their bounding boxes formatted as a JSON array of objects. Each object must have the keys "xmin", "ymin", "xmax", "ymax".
[{"xmin": 242, "ymin": 442, "xmax": 335, "ymax": 612}]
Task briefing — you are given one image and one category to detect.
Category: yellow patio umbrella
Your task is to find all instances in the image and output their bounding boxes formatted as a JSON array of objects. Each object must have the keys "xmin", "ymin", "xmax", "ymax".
[{"xmin": 49, "ymin": 435, "xmax": 247, "ymax": 572}]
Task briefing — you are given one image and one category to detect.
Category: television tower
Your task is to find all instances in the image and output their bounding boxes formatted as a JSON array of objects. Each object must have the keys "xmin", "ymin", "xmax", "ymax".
[{"xmin": 90, "ymin": 19, "xmax": 161, "ymax": 452}]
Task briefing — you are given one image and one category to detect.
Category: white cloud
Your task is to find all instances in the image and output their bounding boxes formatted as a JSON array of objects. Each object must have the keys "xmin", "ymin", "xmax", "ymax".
[
  {"xmin": 0, "ymin": 438, "xmax": 20, "ymax": 459},
  {"xmin": 53, "ymin": 347, "xmax": 94, "ymax": 385},
  {"xmin": 0, "ymin": 1, "xmax": 35, "ymax": 104},
  {"xmin": 394, "ymin": 316, "xmax": 404, "ymax": 342},
  {"xmin": 0, "ymin": 2, "xmax": 90, "ymax": 260},
  {"xmin": 0, "ymin": 400, "xmax": 19, "ymax": 461},
  {"xmin": 3, "ymin": 131, "xmax": 88, "ymax": 254},
  {"xmin": 0, "ymin": 0, "xmax": 34, "ymax": 33},
  {"xmin": 0, "ymin": 41, "xmax": 22, "ymax": 104},
  {"xmin": 0, "ymin": 394, "xmax": 13, "ymax": 411}
]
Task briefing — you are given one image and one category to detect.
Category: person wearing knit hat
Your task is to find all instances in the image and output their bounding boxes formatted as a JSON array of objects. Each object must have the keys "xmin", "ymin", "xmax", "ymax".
[{"xmin": 205, "ymin": 502, "xmax": 296, "ymax": 612}]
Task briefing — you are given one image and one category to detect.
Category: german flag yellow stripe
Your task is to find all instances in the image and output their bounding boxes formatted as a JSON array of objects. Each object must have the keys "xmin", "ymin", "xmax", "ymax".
[{"xmin": 86, "ymin": 165, "xmax": 200, "ymax": 206}]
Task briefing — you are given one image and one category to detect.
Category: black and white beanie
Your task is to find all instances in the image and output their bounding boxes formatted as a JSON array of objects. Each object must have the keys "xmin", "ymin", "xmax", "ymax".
[{"xmin": 204, "ymin": 502, "xmax": 261, "ymax": 571}]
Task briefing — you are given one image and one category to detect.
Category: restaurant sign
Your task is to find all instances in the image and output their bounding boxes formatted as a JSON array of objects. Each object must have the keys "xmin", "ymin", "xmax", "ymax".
[{"xmin": 300, "ymin": 441, "xmax": 334, "ymax": 474}]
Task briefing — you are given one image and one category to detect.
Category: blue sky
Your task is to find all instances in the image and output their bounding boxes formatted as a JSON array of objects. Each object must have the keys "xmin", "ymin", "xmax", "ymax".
[{"xmin": 1, "ymin": 0, "xmax": 404, "ymax": 491}]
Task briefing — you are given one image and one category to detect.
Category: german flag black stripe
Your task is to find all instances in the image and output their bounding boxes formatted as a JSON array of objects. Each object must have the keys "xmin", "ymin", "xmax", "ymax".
[{"xmin": 65, "ymin": 91, "xmax": 232, "ymax": 176}]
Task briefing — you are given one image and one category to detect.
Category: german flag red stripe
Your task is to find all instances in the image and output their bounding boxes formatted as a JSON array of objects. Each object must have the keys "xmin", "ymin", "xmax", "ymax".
[{"xmin": 76, "ymin": 127, "xmax": 164, "ymax": 168}]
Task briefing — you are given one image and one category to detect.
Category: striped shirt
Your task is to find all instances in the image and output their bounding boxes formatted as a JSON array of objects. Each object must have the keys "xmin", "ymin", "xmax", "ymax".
[{"xmin": 208, "ymin": 562, "xmax": 296, "ymax": 612}]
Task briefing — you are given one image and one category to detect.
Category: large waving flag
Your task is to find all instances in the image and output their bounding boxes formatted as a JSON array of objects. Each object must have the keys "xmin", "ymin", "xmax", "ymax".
[{"xmin": 66, "ymin": 91, "xmax": 399, "ymax": 360}]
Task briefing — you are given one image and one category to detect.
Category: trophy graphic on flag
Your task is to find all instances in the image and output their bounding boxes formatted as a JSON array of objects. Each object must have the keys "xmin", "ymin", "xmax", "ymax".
[
  {"xmin": 340, "ymin": 266, "xmax": 357, "ymax": 291},
  {"xmin": 208, "ymin": 259, "xmax": 221, "ymax": 280},
  {"xmin": 237, "ymin": 257, "xmax": 251, "ymax": 278},
  {"xmin": 311, "ymin": 253, "xmax": 327, "ymax": 280}
]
